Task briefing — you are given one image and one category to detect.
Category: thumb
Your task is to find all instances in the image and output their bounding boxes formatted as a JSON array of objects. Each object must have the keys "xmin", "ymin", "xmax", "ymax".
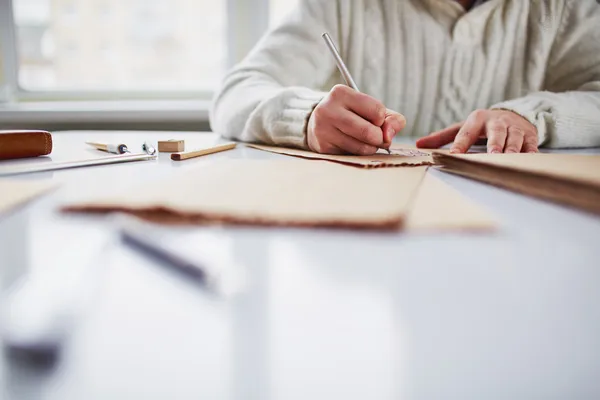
[{"xmin": 381, "ymin": 110, "xmax": 406, "ymax": 147}]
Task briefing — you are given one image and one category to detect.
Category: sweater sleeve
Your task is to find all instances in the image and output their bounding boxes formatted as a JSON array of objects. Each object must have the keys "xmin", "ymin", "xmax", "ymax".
[
  {"xmin": 491, "ymin": 0, "xmax": 600, "ymax": 149},
  {"xmin": 210, "ymin": 0, "xmax": 340, "ymax": 149}
]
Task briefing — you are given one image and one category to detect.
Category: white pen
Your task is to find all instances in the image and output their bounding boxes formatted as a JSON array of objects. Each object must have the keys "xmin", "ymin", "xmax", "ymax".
[
  {"xmin": 86, "ymin": 141, "xmax": 130, "ymax": 154},
  {"xmin": 322, "ymin": 32, "xmax": 391, "ymax": 154}
]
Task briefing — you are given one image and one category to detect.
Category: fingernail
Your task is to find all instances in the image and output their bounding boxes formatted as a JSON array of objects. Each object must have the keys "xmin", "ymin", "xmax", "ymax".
[
  {"xmin": 387, "ymin": 127, "xmax": 395, "ymax": 141},
  {"xmin": 489, "ymin": 149, "xmax": 501, "ymax": 154}
]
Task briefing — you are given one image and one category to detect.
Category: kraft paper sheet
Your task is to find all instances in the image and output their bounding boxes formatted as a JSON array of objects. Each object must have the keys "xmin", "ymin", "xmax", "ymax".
[
  {"xmin": 0, "ymin": 180, "xmax": 56, "ymax": 215},
  {"xmin": 406, "ymin": 173, "xmax": 496, "ymax": 231},
  {"xmin": 247, "ymin": 144, "xmax": 434, "ymax": 168},
  {"xmin": 63, "ymin": 158, "xmax": 497, "ymax": 232},
  {"xmin": 433, "ymin": 152, "xmax": 600, "ymax": 215},
  {"xmin": 65, "ymin": 160, "xmax": 428, "ymax": 230}
]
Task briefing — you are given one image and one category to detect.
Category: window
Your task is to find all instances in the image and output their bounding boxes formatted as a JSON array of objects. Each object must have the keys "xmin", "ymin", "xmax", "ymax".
[{"xmin": 0, "ymin": 0, "xmax": 298, "ymax": 101}]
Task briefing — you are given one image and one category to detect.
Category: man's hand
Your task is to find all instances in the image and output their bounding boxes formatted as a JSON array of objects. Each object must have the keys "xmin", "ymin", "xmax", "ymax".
[
  {"xmin": 307, "ymin": 85, "xmax": 406, "ymax": 155},
  {"xmin": 416, "ymin": 109, "xmax": 539, "ymax": 154}
]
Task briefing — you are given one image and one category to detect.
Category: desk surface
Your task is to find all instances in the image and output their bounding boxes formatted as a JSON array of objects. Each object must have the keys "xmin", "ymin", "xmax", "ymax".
[{"xmin": 1, "ymin": 131, "xmax": 600, "ymax": 400}]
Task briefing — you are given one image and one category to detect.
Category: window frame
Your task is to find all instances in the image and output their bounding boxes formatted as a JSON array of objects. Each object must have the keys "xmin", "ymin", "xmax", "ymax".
[{"xmin": 0, "ymin": 0, "xmax": 270, "ymax": 104}]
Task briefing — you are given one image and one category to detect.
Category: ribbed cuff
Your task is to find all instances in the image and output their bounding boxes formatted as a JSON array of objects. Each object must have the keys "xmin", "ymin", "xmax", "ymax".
[
  {"xmin": 272, "ymin": 87, "xmax": 326, "ymax": 150},
  {"xmin": 491, "ymin": 96, "xmax": 551, "ymax": 147}
]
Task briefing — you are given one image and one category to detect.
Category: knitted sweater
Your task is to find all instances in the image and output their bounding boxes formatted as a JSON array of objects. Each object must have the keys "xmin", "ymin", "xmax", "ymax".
[{"xmin": 210, "ymin": 0, "xmax": 600, "ymax": 149}]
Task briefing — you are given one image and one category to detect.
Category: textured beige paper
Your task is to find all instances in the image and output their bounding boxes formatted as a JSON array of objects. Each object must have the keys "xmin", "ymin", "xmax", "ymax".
[
  {"xmin": 247, "ymin": 144, "xmax": 434, "ymax": 168},
  {"xmin": 436, "ymin": 153, "xmax": 600, "ymax": 186},
  {"xmin": 433, "ymin": 152, "xmax": 600, "ymax": 215},
  {"xmin": 0, "ymin": 180, "xmax": 56, "ymax": 215},
  {"xmin": 64, "ymin": 160, "xmax": 428, "ymax": 230},
  {"xmin": 406, "ymin": 173, "xmax": 497, "ymax": 231}
]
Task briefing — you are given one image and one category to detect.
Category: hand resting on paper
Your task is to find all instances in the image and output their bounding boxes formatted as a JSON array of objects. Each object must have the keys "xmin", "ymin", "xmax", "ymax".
[
  {"xmin": 307, "ymin": 85, "xmax": 406, "ymax": 155},
  {"xmin": 416, "ymin": 109, "xmax": 539, "ymax": 154}
]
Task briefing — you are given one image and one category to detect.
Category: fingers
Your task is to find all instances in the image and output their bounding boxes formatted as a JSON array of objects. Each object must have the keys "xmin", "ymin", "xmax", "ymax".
[
  {"xmin": 308, "ymin": 85, "xmax": 407, "ymax": 155},
  {"xmin": 328, "ymin": 128, "xmax": 379, "ymax": 155},
  {"xmin": 416, "ymin": 122, "xmax": 463, "ymax": 149},
  {"xmin": 521, "ymin": 131, "xmax": 539, "ymax": 153},
  {"xmin": 307, "ymin": 107, "xmax": 380, "ymax": 155},
  {"xmin": 381, "ymin": 110, "xmax": 407, "ymax": 148},
  {"xmin": 333, "ymin": 108, "xmax": 385, "ymax": 147},
  {"xmin": 486, "ymin": 119, "xmax": 508, "ymax": 153},
  {"xmin": 450, "ymin": 110, "xmax": 487, "ymax": 153},
  {"xmin": 330, "ymin": 85, "xmax": 386, "ymax": 126},
  {"xmin": 503, "ymin": 126, "xmax": 525, "ymax": 153},
  {"xmin": 417, "ymin": 110, "xmax": 538, "ymax": 155}
]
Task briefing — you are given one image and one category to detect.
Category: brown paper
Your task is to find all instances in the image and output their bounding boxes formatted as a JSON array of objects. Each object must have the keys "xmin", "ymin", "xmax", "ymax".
[
  {"xmin": 406, "ymin": 173, "xmax": 497, "ymax": 231},
  {"xmin": 433, "ymin": 152, "xmax": 600, "ymax": 215},
  {"xmin": 64, "ymin": 160, "xmax": 428, "ymax": 230},
  {"xmin": 0, "ymin": 180, "xmax": 56, "ymax": 215},
  {"xmin": 247, "ymin": 144, "xmax": 434, "ymax": 168}
]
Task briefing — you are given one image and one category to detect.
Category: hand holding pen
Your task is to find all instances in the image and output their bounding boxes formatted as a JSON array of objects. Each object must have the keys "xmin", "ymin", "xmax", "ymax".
[{"xmin": 306, "ymin": 33, "xmax": 406, "ymax": 156}]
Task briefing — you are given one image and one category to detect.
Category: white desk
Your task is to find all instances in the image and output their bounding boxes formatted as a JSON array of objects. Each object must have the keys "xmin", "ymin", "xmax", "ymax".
[{"xmin": 1, "ymin": 131, "xmax": 600, "ymax": 400}]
